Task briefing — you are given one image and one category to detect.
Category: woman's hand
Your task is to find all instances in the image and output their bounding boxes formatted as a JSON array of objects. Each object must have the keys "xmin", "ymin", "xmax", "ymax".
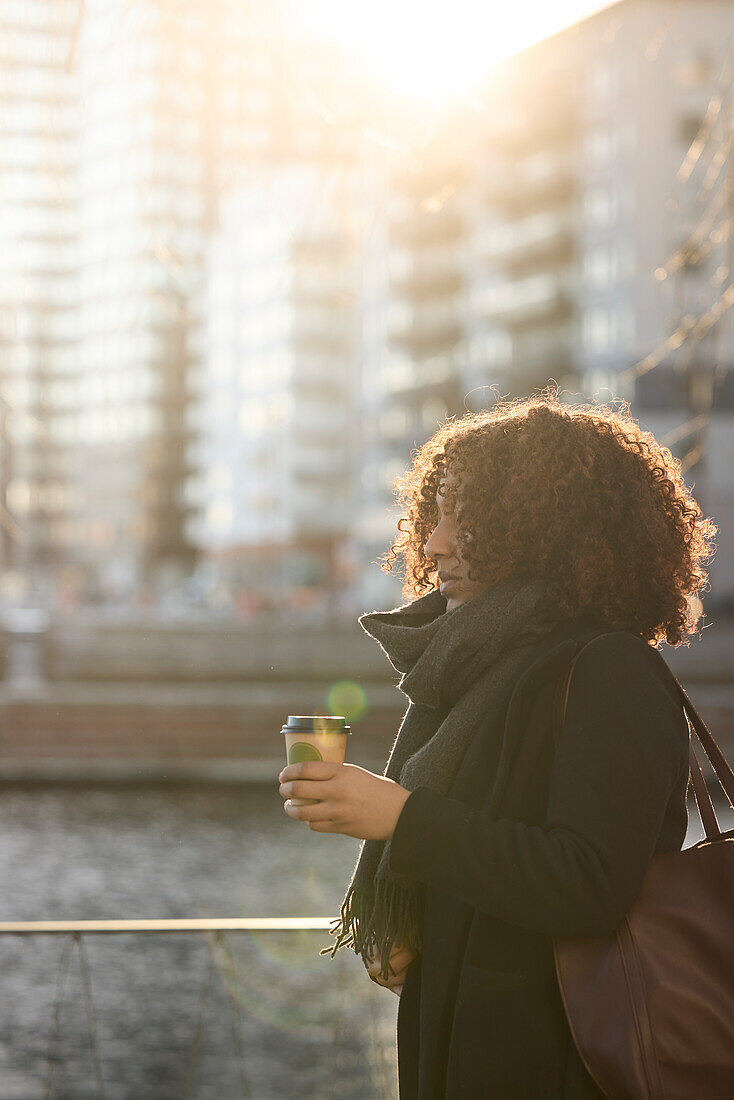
[
  {"xmin": 366, "ymin": 943, "xmax": 420, "ymax": 997},
  {"xmin": 278, "ymin": 761, "xmax": 412, "ymax": 841}
]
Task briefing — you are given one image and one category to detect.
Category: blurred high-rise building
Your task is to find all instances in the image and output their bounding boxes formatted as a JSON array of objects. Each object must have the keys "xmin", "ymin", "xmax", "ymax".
[
  {"xmin": 182, "ymin": 23, "xmax": 393, "ymax": 619},
  {"xmin": 0, "ymin": 0, "xmax": 383, "ymax": 606},
  {"xmin": 70, "ymin": 0, "xmax": 315, "ymax": 599},
  {"xmin": 0, "ymin": 0, "xmax": 79, "ymax": 599},
  {"xmin": 352, "ymin": 0, "xmax": 734, "ymax": 614},
  {"xmin": 476, "ymin": 0, "xmax": 734, "ymax": 608},
  {"xmin": 352, "ymin": 122, "xmax": 473, "ymax": 612},
  {"xmin": 187, "ymin": 163, "xmax": 364, "ymax": 616},
  {"xmin": 2, "ymin": 0, "xmax": 733, "ymax": 616}
]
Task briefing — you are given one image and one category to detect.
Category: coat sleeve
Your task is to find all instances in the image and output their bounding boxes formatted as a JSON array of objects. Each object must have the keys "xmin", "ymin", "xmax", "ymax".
[{"xmin": 387, "ymin": 632, "xmax": 690, "ymax": 938}]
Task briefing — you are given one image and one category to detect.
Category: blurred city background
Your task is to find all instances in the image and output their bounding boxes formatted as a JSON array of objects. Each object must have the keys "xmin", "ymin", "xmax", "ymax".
[{"xmin": 0, "ymin": 0, "xmax": 733, "ymax": 1097}]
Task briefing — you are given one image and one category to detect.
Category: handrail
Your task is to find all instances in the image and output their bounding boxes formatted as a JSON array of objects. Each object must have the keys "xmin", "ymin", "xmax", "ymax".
[
  {"xmin": 4, "ymin": 917, "xmax": 387, "ymax": 1100},
  {"xmin": 0, "ymin": 916, "xmax": 335, "ymax": 933}
]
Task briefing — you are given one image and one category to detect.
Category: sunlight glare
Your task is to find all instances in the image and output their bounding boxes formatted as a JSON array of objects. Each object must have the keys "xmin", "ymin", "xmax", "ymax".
[{"xmin": 293, "ymin": 0, "xmax": 615, "ymax": 106}]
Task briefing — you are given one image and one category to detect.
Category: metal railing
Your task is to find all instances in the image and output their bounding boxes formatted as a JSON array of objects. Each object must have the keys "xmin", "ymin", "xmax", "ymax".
[
  {"xmin": 0, "ymin": 917, "xmax": 333, "ymax": 934},
  {"xmin": 0, "ymin": 918, "xmax": 395, "ymax": 1100}
]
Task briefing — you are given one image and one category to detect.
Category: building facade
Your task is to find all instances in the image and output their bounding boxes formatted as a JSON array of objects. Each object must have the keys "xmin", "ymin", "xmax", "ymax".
[
  {"xmin": 187, "ymin": 164, "xmax": 362, "ymax": 617},
  {"xmin": 351, "ymin": 0, "xmax": 734, "ymax": 615},
  {"xmin": 0, "ymin": 0, "xmax": 79, "ymax": 601},
  {"xmin": 1, "ymin": 0, "xmax": 732, "ymax": 616}
]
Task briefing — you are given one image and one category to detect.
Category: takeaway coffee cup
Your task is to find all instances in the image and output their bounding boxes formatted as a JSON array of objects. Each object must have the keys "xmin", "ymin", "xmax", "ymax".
[{"xmin": 281, "ymin": 715, "xmax": 351, "ymax": 806}]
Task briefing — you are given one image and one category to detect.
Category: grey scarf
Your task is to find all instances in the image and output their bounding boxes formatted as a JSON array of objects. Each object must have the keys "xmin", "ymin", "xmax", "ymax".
[{"xmin": 319, "ymin": 573, "xmax": 562, "ymax": 981}]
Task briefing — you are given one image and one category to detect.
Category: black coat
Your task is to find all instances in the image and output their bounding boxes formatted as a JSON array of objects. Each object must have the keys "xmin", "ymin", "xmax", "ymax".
[{"xmin": 388, "ymin": 618, "xmax": 691, "ymax": 1099}]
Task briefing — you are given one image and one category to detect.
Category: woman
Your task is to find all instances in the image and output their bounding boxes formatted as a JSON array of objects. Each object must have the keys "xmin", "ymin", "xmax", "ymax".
[{"xmin": 277, "ymin": 391, "xmax": 717, "ymax": 1099}]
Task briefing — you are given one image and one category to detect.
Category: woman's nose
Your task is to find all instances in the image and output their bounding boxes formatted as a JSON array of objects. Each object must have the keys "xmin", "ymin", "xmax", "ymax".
[{"xmin": 425, "ymin": 522, "xmax": 452, "ymax": 561}]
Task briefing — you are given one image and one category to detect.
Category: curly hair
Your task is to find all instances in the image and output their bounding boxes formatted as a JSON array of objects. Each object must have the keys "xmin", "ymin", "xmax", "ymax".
[{"xmin": 379, "ymin": 387, "xmax": 717, "ymax": 647}]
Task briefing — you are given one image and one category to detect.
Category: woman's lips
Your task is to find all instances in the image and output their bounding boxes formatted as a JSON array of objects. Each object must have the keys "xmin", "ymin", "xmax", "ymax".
[{"xmin": 440, "ymin": 578, "xmax": 459, "ymax": 594}]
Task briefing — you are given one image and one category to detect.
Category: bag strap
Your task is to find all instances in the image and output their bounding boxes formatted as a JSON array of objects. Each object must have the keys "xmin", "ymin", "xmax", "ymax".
[{"xmin": 553, "ymin": 631, "xmax": 734, "ymax": 842}]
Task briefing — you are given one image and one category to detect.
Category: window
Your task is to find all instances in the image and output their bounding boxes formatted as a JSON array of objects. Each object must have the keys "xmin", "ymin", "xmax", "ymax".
[
  {"xmin": 584, "ymin": 130, "xmax": 616, "ymax": 166},
  {"xmin": 583, "ymin": 244, "xmax": 618, "ymax": 288},
  {"xmin": 583, "ymin": 307, "xmax": 616, "ymax": 353},
  {"xmin": 583, "ymin": 185, "xmax": 618, "ymax": 227},
  {"xmin": 583, "ymin": 303, "xmax": 633, "ymax": 352},
  {"xmin": 380, "ymin": 458, "xmax": 405, "ymax": 492},
  {"xmin": 589, "ymin": 62, "xmax": 618, "ymax": 103},
  {"xmin": 422, "ymin": 398, "xmax": 447, "ymax": 432},
  {"xmin": 206, "ymin": 500, "xmax": 233, "ymax": 535}
]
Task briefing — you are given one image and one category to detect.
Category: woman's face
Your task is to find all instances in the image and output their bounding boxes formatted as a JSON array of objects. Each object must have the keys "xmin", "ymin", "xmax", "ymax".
[{"xmin": 423, "ymin": 479, "xmax": 488, "ymax": 611}]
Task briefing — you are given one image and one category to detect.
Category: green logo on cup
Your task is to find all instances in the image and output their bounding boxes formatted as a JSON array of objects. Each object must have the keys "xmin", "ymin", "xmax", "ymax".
[{"xmin": 288, "ymin": 741, "xmax": 323, "ymax": 764}]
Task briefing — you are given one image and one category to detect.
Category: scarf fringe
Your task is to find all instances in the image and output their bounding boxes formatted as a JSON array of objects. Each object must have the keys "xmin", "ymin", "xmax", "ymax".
[{"xmin": 318, "ymin": 877, "xmax": 424, "ymax": 983}]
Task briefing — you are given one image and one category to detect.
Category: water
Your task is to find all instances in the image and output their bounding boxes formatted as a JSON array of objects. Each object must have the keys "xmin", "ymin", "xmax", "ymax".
[{"xmin": 0, "ymin": 781, "xmax": 729, "ymax": 1100}]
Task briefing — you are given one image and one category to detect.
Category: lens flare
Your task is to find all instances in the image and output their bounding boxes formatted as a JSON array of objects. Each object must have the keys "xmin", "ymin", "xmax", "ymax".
[
  {"xmin": 326, "ymin": 680, "xmax": 367, "ymax": 722},
  {"xmin": 204, "ymin": 927, "xmax": 372, "ymax": 1039}
]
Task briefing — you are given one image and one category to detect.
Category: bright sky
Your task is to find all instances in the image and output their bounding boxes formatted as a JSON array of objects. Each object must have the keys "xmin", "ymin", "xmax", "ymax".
[{"xmin": 294, "ymin": 0, "xmax": 616, "ymax": 106}]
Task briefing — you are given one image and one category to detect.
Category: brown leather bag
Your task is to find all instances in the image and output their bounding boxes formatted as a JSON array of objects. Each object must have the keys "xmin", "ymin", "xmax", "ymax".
[{"xmin": 551, "ymin": 633, "xmax": 734, "ymax": 1100}]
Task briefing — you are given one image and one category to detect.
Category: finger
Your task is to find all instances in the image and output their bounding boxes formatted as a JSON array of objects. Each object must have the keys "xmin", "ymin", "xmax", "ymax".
[
  {"xmin": 294, "ymin": 799, "xmax": 339, "ymax": 822},
  {"xmin": 279, "ymin": 761, "xmax": 341, "ymax": 783},
  {"xmin": 284, "ymin": 799, "xmax": 329, "ymax": 822},
  {"xmin": 281, "ymin": 780, "xmax": 333, "ymax": 801}
]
